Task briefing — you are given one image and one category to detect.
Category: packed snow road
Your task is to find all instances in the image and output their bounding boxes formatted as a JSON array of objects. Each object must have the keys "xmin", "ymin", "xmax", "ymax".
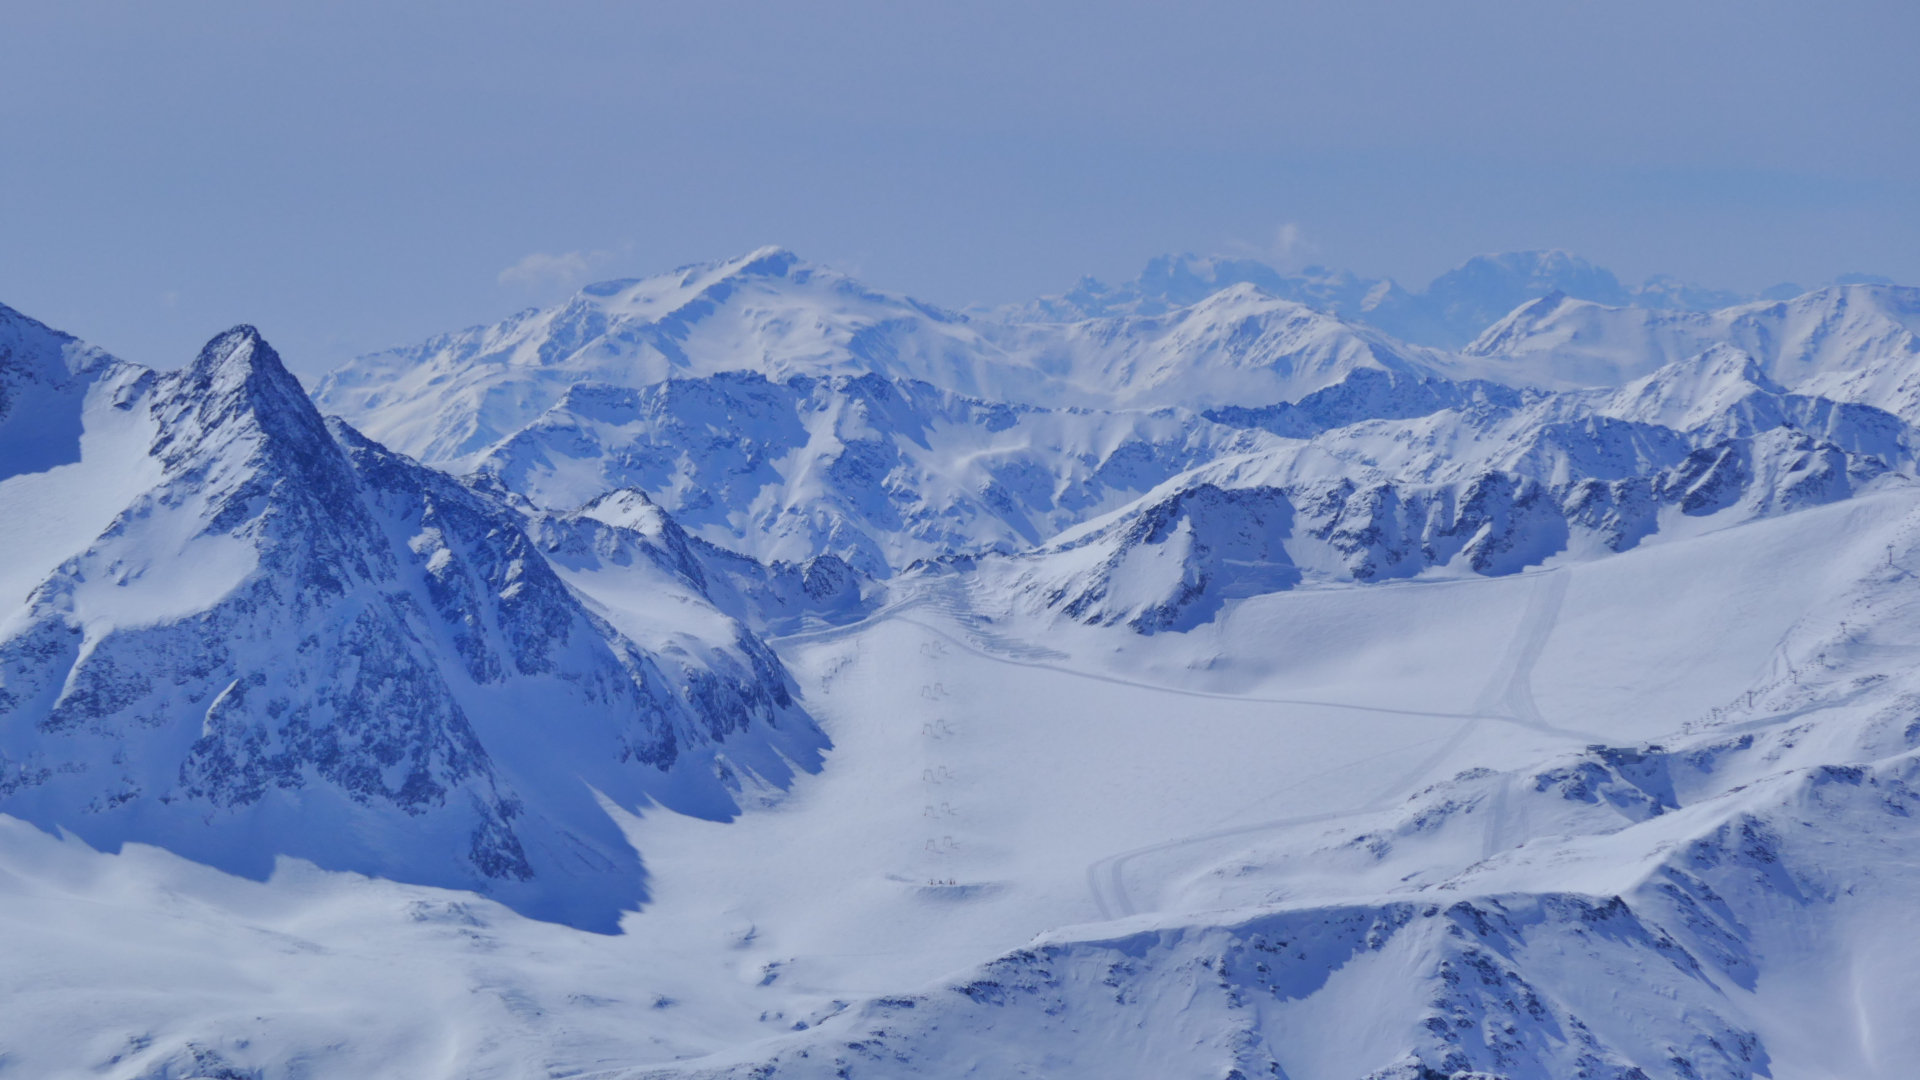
[{"xmin": 1084, "ymin": 568, "xmax": 1575, "ymax": 919}]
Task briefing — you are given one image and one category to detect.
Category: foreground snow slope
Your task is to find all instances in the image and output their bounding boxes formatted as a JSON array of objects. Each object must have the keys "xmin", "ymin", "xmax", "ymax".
[{"xmin": 4, "ymin": 482, "xmax": 1920, "ymax": 1078}]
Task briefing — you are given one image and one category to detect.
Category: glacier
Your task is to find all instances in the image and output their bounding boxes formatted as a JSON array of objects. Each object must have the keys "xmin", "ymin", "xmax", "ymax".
[{"xmin": 2, "ymin": 247, "xmax": 1919, "ymax": 1079}]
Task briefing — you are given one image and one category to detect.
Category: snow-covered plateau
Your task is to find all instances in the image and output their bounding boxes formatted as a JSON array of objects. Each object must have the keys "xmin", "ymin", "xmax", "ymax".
[{"xmin": 4, "ymin": 248, "xmax": 1920, "ymax": 1079}]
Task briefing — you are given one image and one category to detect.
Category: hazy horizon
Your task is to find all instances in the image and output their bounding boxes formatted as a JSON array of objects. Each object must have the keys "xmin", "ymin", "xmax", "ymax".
[{"xmin": 5, "ymin": 0, "xmax": 1915, "ymax": 376}]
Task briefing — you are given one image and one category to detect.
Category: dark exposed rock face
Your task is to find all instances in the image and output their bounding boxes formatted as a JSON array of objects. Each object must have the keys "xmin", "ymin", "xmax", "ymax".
[{"xmin": 0, "ymin": 326, "xmax": 825, "ymax": 930}]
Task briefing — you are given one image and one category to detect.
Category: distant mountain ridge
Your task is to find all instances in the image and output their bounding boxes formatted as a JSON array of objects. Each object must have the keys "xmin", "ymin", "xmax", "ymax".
[
  {"xmin": 316, "ymin": 250, "xmax": 1920, "ymax": 587},
  {"xmin": 314, "ymin": 248, "xmax": 1455, "ymax": 469},
  {"xmin": 1015, "ymin": 248, "xmax": 1898, "ymax": 347},
  {"xmin": 980, "ymin": 346, "xmax": 1911, "ymax": 631},
  {"xmin": 1458, "ymin": 283, "xmax": 1920, "ymax": 412}
]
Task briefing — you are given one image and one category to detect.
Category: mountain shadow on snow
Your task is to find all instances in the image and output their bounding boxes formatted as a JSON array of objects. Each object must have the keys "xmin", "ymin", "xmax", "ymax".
[{"xmin": 0, "ymin": 324, "xmax": 827, "ymax": 931}]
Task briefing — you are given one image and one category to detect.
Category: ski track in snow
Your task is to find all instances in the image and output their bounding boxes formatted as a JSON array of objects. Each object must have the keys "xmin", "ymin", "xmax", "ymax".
[
  {"xmin": 1083, "ymin": 568, "xmax": 1572, "ymax": 919},
  {"xmin": 772, "ymin": 569, "xmax": 1586, "ymax": 922},
  {"xmin": 775, "ymin": 578, "xmax": 1595, "ymax": 737}
]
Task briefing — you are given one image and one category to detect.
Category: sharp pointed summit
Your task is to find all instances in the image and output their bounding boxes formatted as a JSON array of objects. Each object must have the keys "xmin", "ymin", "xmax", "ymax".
[{"xmin": 0, "ymin": 320, "xmax": 826, "ymax": 931}]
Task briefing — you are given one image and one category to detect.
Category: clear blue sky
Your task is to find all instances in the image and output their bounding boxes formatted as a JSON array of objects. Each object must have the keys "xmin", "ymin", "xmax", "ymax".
[{"xmin": 3, "ymin": 1, "xmax": 1915, "ymax": 376}]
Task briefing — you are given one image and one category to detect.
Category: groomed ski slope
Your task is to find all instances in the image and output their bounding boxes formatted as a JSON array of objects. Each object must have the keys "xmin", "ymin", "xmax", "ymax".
[{"xmin": 2, "ymin": 484, "xmax": 1908, "ymax": 1079}]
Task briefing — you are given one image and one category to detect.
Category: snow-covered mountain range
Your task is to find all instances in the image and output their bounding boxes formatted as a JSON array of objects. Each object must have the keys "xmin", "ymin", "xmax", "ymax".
[
  {"xmin": 1009, "ymin": 249, "xmax": 1877, "ymax": 347},
  {"xmin": 4, "ymin": 248, "xmax": 1920, "ymax": 1079},
  {"xmin": 314, "ymin": 250, "xmax": 1920, "ymax": 591}
]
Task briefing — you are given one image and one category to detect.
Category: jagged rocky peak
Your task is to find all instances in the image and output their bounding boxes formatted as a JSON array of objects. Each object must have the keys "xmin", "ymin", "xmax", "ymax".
[
  {"xmin": 166, "ymin": 323, "xmax": 345, "ymax": 456},
  {"xmin": 0, "ymin": 322, "xmax": 826, "ymax": 930},
  {"xmin": 151, "ymin": 325, "xmax": 364, "ymax": 524}
]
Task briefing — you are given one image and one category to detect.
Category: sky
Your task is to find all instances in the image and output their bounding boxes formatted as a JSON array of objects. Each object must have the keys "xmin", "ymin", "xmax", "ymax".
[{"xmin": 2, "ymin": 0, "xmax": 1916, "ymax": 377}]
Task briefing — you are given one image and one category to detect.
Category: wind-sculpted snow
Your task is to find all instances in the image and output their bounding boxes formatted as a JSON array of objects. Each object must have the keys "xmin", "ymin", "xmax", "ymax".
[
  {"xmin": 986, "ymin": 350, "xmax": 1912, "ymax": 630},
  {"xmin": 0, "ymin": 326, "xmax": 824, "ymax": 929}
]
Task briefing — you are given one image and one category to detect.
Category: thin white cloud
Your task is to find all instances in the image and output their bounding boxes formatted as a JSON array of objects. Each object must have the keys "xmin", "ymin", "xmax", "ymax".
[
  {"xmin": 1225, "ymin": 221, "xmax": 1320, "ymax": 270},
  {"xmin": 1272, "ymin": 222, "xmax": 1306, "ymax": 263},
  {"xmin": 498, "ymin": 250, "xmax": 602, "ymax": 291}
]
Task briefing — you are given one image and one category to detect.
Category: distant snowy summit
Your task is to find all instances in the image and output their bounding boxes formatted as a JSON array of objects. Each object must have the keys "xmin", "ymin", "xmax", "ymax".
[
  {"xmin": 313, "ymin": 245, "xmax": 1452, "ymax": 465},
  {"xmin": 312, "ymin": 247, "xmax": 1920, "ymax": 593},
  {"xmin": 1009, "ymin": 247, "xmax": 1896, "ymax": 347}
]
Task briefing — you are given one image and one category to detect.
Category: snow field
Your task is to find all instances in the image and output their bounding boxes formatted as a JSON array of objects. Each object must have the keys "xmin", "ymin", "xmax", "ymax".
[{"xmin": 2, "ymin": 485, "xmax": 1916, "ymax": 1076}]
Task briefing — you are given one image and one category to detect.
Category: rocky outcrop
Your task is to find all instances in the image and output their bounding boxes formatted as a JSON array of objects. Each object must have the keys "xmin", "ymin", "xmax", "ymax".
[{"xmin": 0, "ymin": 327, "xmax": 825, "ymax": 930}]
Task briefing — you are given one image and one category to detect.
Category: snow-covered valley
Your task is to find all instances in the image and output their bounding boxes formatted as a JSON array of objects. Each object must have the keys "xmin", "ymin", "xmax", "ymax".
[{"xmin": 3, "ymin": 249, "xmax": 1919, "ymax": 1079}]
